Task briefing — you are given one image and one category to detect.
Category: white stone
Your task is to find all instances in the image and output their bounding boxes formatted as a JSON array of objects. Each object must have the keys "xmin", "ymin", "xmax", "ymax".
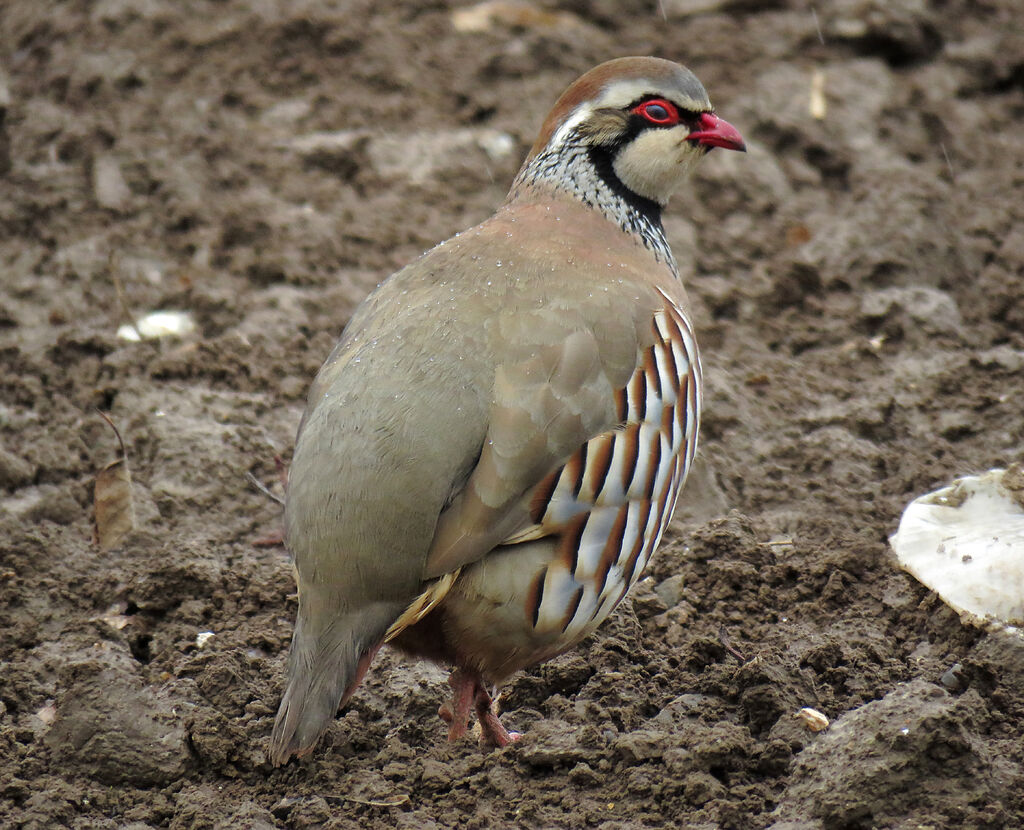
[{"xmin": 890, "ymin": 467, "xmax": 1024, "ymax": 630}]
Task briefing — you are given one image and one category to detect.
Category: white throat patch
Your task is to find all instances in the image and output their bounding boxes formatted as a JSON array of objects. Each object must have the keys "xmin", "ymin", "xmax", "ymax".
[{"xmin": 510, "ymin": 125, "xmax": 678, "ymax": 274}]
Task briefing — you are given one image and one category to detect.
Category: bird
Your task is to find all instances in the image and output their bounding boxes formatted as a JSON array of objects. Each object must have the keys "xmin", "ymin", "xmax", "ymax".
[{"xmin": 268, "ymin": 56, "xmax": 745, "ymax": 765}]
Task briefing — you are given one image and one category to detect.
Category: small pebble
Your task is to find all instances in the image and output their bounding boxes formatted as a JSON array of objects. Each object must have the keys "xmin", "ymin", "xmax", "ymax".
[
  {"xmin": 940, "ymin": 662, "xmax": 965, "ymax": 691},
  {"xmin": 795, "ymin": 707, "xmax": 830, "ymax": 732}
]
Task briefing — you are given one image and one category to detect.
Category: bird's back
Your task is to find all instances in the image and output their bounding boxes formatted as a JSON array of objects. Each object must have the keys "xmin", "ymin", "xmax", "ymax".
[{"xmin": 286, "ymin": 190, "xmax": 687, "ymax": 598}]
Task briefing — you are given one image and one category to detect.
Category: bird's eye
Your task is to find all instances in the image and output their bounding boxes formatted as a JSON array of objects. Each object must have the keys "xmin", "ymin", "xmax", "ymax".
[{"xmin": 632, "ymin": 99, "xmax": 680, "ymax": 126}]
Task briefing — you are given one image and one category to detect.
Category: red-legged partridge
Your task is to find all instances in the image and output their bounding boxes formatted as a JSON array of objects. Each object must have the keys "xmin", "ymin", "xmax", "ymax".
[{"xmin": 269, "ymin": 56, "xmax": 745, "ymax": 764}]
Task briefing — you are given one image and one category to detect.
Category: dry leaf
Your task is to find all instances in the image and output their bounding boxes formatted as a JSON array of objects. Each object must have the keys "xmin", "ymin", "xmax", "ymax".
[
  {"xmin": 327, "ymin": 794, "xmax": 410, "ymax": 807},
  {"xmin": 785, "ymin": 224, "xmax": 812, "ymax": 247},
  {"xmin": 95, "ymin": 412, "xmax": 136, "ymax": 550}
]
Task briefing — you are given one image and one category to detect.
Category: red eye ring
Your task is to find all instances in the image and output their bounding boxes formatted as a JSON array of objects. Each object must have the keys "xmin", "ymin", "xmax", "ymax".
[{"xmin": 632, "ymin": 98, "xmax": 680, "ymax": 126}]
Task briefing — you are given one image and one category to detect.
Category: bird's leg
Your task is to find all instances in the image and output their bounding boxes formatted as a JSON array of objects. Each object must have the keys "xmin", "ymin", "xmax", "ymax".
[
  {"xmin": 474, "ymin": 683, "xmax": 520, "ymax": 748},
  {"xmin": 439, "ymin": 669, "xmax": 476, "ymax": 742}
]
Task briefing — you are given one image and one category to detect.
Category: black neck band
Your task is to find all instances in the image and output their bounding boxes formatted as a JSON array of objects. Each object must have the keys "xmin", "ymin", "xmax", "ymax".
[{"xmin": 587, "ymin": 145, "xmax": 663, "ymax": 228}]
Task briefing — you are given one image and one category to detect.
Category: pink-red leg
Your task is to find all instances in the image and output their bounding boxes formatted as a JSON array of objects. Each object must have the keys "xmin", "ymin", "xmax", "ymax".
[
  {"xmin": 439, "ymin": 669, "xmax": 521, "ymax": 747},
  {"xmin": 439, "ymin": 669, "xmax": 477, "ymax": 742},
  {"xmin": 474, "ymin": 684, "xmax": 520, "ymax": 748}
]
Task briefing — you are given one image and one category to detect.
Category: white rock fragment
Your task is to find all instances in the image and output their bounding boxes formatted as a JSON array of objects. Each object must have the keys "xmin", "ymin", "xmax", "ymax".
[
  {"xmin": 890, "ymin": 466, "xmax": 1024, "ymax": 629},
  {"xmin": 93, "ymin": 153, "xmax": 132, "ymax": 212},
  {"xmin": 451, "ymin": 1, "xmax": 584, "ymax": 33},
  {"xmin": 475, "ymin": 130, "xmax": 516, "ymax": 162},
  {"xmin": 95, "ymin": 602, "xmax": 131, "ymax": 631},
  {"xmin": 195, "ymin": 631, "xmax": 215, "ymax": 649},
  {"xmin": 117, "ymin": 310, "xmax": 196, "ymax": 341},
  {"xmin": 35, "ymin": 701, "xmax": 57, "ymax": 725},
  {"xmin": 795, "ymin": 707, "xmax": 830, "ymax": 732},
  {"xmin": 809, "ymin": 68, "xmax": 827, "ymax": 120}
]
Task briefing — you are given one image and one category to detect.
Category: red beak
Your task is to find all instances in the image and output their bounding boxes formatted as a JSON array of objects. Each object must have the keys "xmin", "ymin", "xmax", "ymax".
[{"xmin": 686, "ymin": 112, "xmax": 746, "ymax": 152}]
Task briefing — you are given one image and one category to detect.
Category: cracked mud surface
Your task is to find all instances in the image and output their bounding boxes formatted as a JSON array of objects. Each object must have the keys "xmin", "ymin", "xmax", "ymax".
[{"xmin": 2, "ymin": 1, "xmax": 1023, "ymax": 827}]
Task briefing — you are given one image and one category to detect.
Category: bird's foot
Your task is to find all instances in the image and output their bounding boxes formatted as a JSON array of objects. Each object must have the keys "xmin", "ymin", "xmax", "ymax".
[
  {"xmin": 440, "ymin": 669, "xmax": 520, "ymax": 747},
  {"xmin": 473, "ymin": 680, "xmax": 519, "ymax": 748},
  {"xmin": 475, "ymin": 695, "xmax": 520, "ymax": 748}
]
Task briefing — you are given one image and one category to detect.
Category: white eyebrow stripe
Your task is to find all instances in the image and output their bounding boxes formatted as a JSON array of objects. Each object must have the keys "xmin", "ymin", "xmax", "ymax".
[
  {"xmin": 547, "ymin": 103, "xmax": 595, "ymax": 148},
  {"xmin": 593, "ymin": 79, "xmax": 710, "ymax": 113}
]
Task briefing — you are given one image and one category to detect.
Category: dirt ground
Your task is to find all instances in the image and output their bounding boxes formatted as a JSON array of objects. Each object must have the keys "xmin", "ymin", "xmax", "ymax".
[{"xmin": 2, "ymin": 0, "xmax": 1023, "ymax": 827}]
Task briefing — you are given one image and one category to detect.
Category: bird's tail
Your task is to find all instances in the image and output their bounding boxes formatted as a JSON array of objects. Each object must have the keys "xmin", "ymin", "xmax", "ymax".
[{"xmin": 268, "ymin": 600, "xmax": 402, "ymax": 765}]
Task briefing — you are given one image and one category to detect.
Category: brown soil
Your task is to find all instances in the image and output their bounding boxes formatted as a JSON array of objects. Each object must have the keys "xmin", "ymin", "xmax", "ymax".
[{"xmin": 2, "ymin": 1, "xmax": 1023, "ymax": 828}]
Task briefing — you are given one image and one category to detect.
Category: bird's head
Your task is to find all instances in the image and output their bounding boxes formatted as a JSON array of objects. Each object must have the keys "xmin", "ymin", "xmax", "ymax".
[{"xmin": 516, "ymin": 57, "xmax": 746, "ymax": 210}]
